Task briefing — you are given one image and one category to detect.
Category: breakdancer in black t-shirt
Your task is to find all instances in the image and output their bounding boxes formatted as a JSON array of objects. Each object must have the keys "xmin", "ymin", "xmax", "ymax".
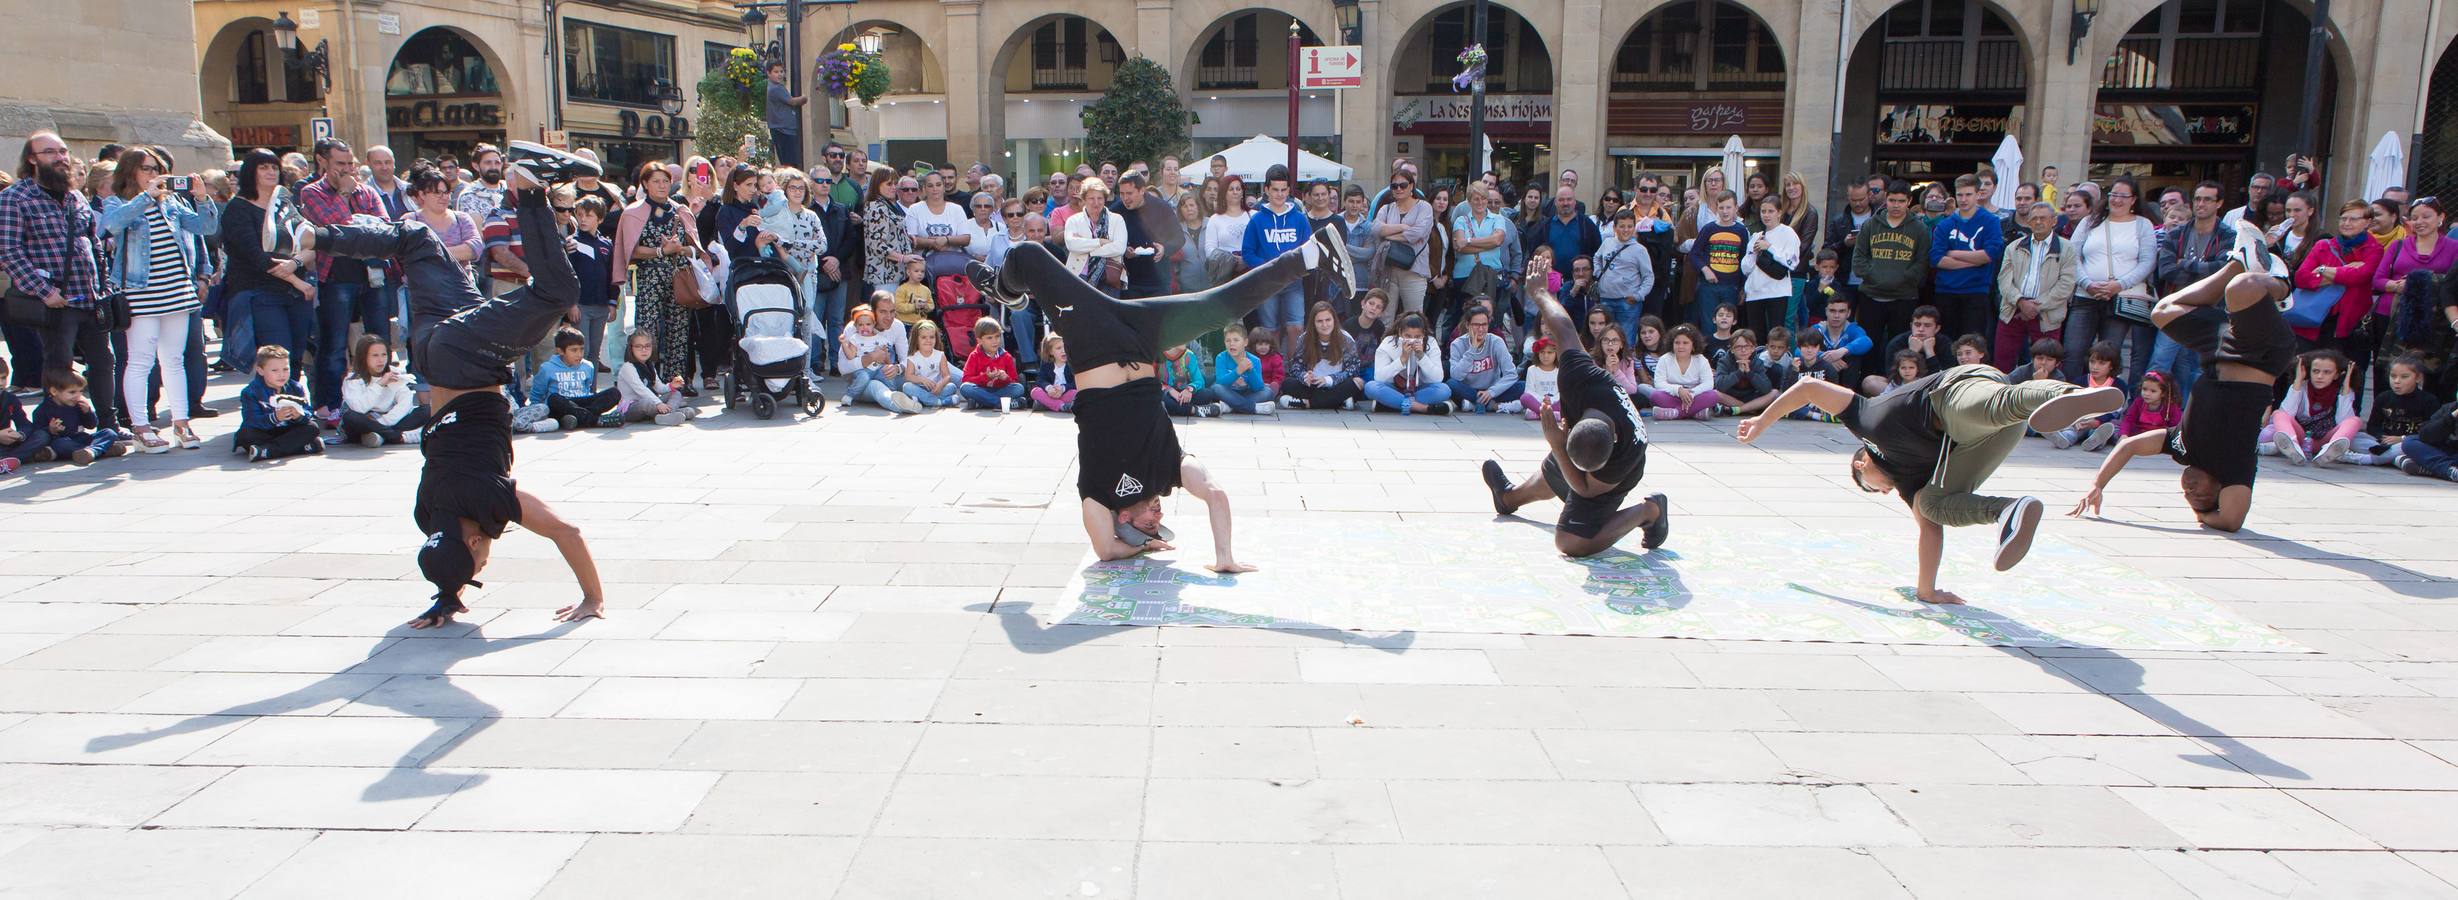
[{"xmin": 298, "ymin": 142, "xmax": 608, "ymax": 628}]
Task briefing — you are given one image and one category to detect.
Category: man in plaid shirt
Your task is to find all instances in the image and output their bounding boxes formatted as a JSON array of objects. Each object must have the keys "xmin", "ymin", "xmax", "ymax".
[
  {"xmin": 0, "ymin": 131, "xmax": 120, "ymax": 433},
  {"xmin": 297, "ymin": 139, "xmax": 388, "ymax": 421}
]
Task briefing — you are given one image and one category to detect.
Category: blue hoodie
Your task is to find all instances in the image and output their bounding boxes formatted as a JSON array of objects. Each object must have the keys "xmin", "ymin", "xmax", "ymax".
[
  {"xmin": 1928, "ymin": 207, "xmax": 2004, "ymax": 295},
  {"xmin": 529, "ymin": 357, "xmax": 599, "ymax": 404},
  {"xmin": 1241, "ymin": 201, "xmax": 1310, "ymax": 270}
]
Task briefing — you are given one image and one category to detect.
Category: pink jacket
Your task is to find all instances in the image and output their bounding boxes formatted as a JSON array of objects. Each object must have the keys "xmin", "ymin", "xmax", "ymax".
[
  {"xmin": 2294, "ymin": 233, "xmax": 2380, "ymax": 340},
  {"xmin": 611, "ymin": 197, "xmax": 701, "ymax": 286}
]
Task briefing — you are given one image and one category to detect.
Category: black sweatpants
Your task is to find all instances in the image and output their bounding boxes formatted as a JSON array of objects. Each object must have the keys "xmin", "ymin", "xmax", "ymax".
[
  {"xmin": 997, "ymin": 239, "xmax": 1311, "ymax": 362},
  {"xmin": 234, "ymin": 422, "xmax": 322, "ymax": 458},
  {"xmin": 340, "ymin": 406, "xmax": 432, "ymax": 444},
  {"xmin": 316, "ymin": 189, "xmax": 577, "ymax": 390},
  {"xmin": 545, "ymin": 389, "xmax": 621, "ymax": 423}
]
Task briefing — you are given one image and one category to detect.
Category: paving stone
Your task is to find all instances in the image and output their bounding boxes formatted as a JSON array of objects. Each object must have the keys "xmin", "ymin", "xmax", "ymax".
[
  {"xmin": 239, "ymin": 831, "xmax": 585, "ymax": 900},
  {"xmin": 1637, "ymin": 782, "xmax": 1922, "ymax": 846}
]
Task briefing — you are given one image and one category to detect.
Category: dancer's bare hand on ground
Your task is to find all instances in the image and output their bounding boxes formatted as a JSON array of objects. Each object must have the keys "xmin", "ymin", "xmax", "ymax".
[
  {"xmin": 2069, "ymin": 487, "xmax": 2103, "ymax": 518},
  {"xmin": 406, "ymin": 609, "xmax": 460, "ymax": 630},
  {"xmin": 1913, "ymin": 588, "xmax": 1967, "ymax": 605},
  {"xmin": 1734, "ymin": 417, "xmax": 1767, "ymax": 443},
  {"xmin": 553, "ymin": 601, "xmax": 606, "ymax": 623},
  {"xmin": 1208, "ymin": 559, "xmax": 1257, "ymax": 575},
  {"xmin": 1140, "ymin": 539, "xmax": 1175, "ymax": 554}
]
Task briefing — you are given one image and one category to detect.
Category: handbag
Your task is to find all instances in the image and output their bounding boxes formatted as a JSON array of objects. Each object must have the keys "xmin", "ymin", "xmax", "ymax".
[
  {"xmin": 2283, "ymin": 283, "xmax": 2344, "ymax": 330},
  {"xmin": 95, "ymin": 291, "xmax": 131, "ymax": 332},
  {"xmin": 672, "ymin": 254, "xmax": 713, "ymax": 310},
  {"xmin": 2106, "ymin": 222, "xmax": 2157, "ymax": 324},
  {"xmin": 1379, "ymin": 206, "xmax": 1420, "ymax": 272},
  {"xmin": 2, "ymin": 287, "xmax": 53, "ymax": 329}
]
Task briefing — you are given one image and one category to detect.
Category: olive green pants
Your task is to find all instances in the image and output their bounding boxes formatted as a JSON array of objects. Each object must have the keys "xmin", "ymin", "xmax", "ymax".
[{"xmin": 1915, "ymin": 364, "xmax": 2077, "ymax": 527}]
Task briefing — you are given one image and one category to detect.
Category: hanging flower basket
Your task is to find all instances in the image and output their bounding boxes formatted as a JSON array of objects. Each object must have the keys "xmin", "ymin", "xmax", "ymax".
[
  {"xmin": 817, "ymin": 43, "xmax": 892, "ymax": 107},
  {"xmin": 723, "ymin": 47, "xmax": 764, "ymax": 108},
  {"xmin": 1452, "ymin": 43, "xmax": 1487, "ymax": 93}
]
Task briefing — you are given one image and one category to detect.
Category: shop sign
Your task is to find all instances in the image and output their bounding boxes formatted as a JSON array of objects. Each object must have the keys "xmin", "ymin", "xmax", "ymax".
[
  {"xmin": 2092, "ymin": 104, "xmax": 2256, "ymax": 147},
  {"xmin": 1392, "ymin": 94, "xmax": 1553, "ymax": 128},
  {"xmin": 229, "ymin": 125, "xmax": 300, "ymax": 148},
  {"xmin": 387, "ymin": 99, "xmax": 504, "ymax": 131},
  {"xmin": 1878, "ymin": 104, "xmax": 2023, "ymax": 145},
  {"xmin": 1609, "ymin": 98, "xmax": 1782, "ymax": 136},
  {"xmin": 617, "ymin": 110, "xmax": 693, "ymax": 141}
]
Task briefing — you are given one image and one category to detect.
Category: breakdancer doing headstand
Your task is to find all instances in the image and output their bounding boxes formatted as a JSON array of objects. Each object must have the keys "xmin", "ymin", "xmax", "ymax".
[
  {"xmin": 967, "ymin": 171, "xmax": 1354, "ymax": 573},
  {"xmin": 2072, "ymin": 220, "xmax": 2299, "ymax": 532},
  {"xmin": 1478, "ymin": 262, "xmax": 1670, "ymax": 558},
  {"xmin": 298, "ymin": 142, "xmax": 609, "ymax": 627}
]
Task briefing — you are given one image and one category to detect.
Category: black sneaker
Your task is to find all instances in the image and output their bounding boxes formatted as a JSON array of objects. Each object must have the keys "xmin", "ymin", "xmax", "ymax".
[
  {"xmin": 1480, "ymin": 460, "xmax": 1515, "ymax": 515},
  {"xmin": 2399, "ymin": 457, "xmax": 2427, "ymax": 476},
  {"xmin": 1310, "ymin": 223, "xmax": 1355, "ymax": 292},
  {"xmin": 557, "ymin": 414, "xmax": 580, "ymax": 433},
  {"xmin": 1426, "ymin": 400, "xmax": 1453, "ymax": 416},
  {"xmin": 1993, "ymin": 496, "xmax": 2045, "ymax": 572},
  {"xmin": 508, "ymin": 140, "xmax": 599, "ymax": 184},
  {"xmin": 968, "ymin": 261, "xmax": 1028, "ymax": 310},
  {"xmin": 1640, "ymin": 493, "xmax": 1671, "ymax": 549}
]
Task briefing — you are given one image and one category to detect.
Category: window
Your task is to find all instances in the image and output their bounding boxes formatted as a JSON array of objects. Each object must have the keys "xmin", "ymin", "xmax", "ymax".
[
  {"xmin": 1878, "ymin": 0, "xmax": 2026, "ymax": 93},
  {"xmin": 1031, "ymin": 18, "xmax": 1089, "ymax": 90},
  {"xmin": 1197, "ymin": 14, "xmax": 1260, "ymax": 89},
  {"xmin": 2100, "ymin": 0, "xmax": 2264, "ymax": 91},
  {"xmin": 1428, "ymin": 7, "xmax": 1519, "ymax": 92},
  {"xmin": 706, "ymin": 42, "xmax": 733, "ymax": 76},
  {"xmin": 1613, "ymin": 1, "xmax": 1779, "ymax": 91},
  {"xmin": 236, "ymin": 32, "xmax": 270, "ymax": 104},
  {"xmin": 564, "ymin": 19, "xmax": 677, "ymax": 107}
]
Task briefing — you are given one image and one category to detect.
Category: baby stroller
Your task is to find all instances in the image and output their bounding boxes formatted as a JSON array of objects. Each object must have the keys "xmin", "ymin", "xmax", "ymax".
[{"xmin": 721, "ymin": 256, "xmax": 824, "ymax": 419}]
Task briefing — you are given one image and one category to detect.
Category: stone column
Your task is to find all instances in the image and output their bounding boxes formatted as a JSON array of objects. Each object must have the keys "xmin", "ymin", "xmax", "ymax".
[
  {"xmin": 341, "ymin": 3, "xmax": 389, "ymax": 152},
  {"xmin": 1134, "ymin": 0, "xmax": 1172, "ymax": 63},
  {"xmin": 1553, "ymin": 0, "xmax": 1605, "ymax": 186},
  {"xmin": 2336, "ymin": 0, "xmax": 2423, "ymax": 201},
  {"xmin": 1787, "ymin": 0, "xmax": 1845, "ymax": 204},
  {"xmin": 943, "ymin": 0, "xmax": 991, "ymax": 168},
  {"xmin": 2028, "ymin": 5, "xmax": 2094, "ymax": 186},
  {"xmin": 1344, "ymin": 0, "xmax": 1388, "ymax": 181}
]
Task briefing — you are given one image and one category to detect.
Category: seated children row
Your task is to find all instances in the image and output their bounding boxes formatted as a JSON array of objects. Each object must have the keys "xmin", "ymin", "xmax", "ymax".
[
  {"xmin": 2259, "ymin": 351, "xmax": 2456, "ymax": 479},
  {"xmin": 0, "ymin": 360, "xmax": 132, "ymax": 474},
  {"xmin": 834, "ymin": 295, "xmax": 1036, "ymax": 415}
]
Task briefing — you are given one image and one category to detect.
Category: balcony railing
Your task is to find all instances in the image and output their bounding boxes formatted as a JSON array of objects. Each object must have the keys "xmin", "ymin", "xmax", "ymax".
[
  {"xmin": 1879, "ymin": 38, "xmax": 2024, "ymax": 92},
  {"xmin": 1031, "ymin": 66, "xmax": 1088, "ymax": 91},
  {"xmin": 2101, "ymin": 36, "xmax": 2261, "ymax": 91},
  {"xmin": 1197, "ymin": 65, "xmax": 1259, "ymax": 90}
]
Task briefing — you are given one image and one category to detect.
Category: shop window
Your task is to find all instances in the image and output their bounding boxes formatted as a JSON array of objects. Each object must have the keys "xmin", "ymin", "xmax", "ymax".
[
  {"xmin": 564, "ymin": 19, "xmax": 677, "ymax": 107},
  {"xmin": 387, "ymin": 28, "xmax": 500, "ymax": 97},
  {"xmin": 236, "ymin": 31, "xmax": 271, "ymax": 104}
]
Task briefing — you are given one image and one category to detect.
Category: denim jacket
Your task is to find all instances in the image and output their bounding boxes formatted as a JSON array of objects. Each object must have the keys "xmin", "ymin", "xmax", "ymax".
[{"xmin": 98, "ymin": 193, "xmax": 222, "ymax": 289}]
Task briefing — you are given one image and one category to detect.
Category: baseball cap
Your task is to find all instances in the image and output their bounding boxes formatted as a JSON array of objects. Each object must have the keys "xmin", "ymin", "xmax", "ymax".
[{"xmin": 416, "ymin": 518, "xmax": 482, "ymax": 606}]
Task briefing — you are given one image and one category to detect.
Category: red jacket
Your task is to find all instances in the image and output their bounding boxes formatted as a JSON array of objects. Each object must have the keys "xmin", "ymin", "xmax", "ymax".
[
  {"xmin": 963, "ymin": 349, "xmax": 1019, "ymax": 388},
  {"xmin": 2293, "ymin": 233, "xmax": 2382, "ymax": 340}
]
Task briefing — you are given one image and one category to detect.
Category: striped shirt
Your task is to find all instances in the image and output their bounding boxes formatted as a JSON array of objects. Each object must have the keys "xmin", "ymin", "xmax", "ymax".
[{"xmin": 122, "ymin": 207, "xmax": 198, "ymax": 317}]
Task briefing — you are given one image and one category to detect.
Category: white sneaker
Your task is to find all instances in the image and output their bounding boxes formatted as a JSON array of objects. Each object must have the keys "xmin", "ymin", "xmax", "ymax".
[
  {"xmin": 1278, "ymin": 395, "xmax": 1303, "ymax": 410},
  {"xmin": 839, "ymin": 393, "xmax": 855, "ymax": 407},
  {"xmin": 2048, "ymin": 429, "xmax": 2077, "ymax": 449},
  {"xmin": 1256, "ymin": 401, "xmax": 1276, "ymax": 415},
  {"xmin": 654, "ymin": 409, "xmax": 686, "ymax": 426},
  {"xmin": 2315, "ymin": 437, "xmax": 2352, "ymax": 465},
  {"xmin": 400, "ymin": 429, "xmax": 422, "ymax": 445},
  {"xmin": 2081, "ymin": 422, "xmax": 2118, "ymax": 452},
  {"xmin": 1194, "ymin": 402, "xmax": 1222, "ymax": 418},
  {"xmin": 1342, "ymin": 397, "xmax": 1358, "ymax": 411},
  {"xmin": 1497, "ymin": 400, "xmax": 1523, "ymax": 414},
  {"xmin": 890, "ymin": 393, "xmax": 924, "ymax": 415},
  {"xmin": 2271, "ymin": 430, "xmax": 2309, "ymax": 464},
  {"xmin": 524, "ymin": 419, "xmax": 561, "ymax": 434}
]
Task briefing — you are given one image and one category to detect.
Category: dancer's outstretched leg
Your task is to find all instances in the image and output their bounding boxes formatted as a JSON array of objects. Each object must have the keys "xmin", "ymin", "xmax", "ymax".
[{"xmin": 975, "ymin": 227, "xmax": 1343, "ymax": 356}]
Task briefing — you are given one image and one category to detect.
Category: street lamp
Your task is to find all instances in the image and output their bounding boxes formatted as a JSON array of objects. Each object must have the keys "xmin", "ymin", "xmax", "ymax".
[
  {"xmin": 270, "ymin": 11, "xmax": 331, "ymax": 112},
  {"xmin": 1332, "ymin": 0, "xmax": 1362, "ymax": 46},
  {"xmin": 740, "ymin": 5, "xmax": 768, "ymax": 47},
  {"xmin": 653, "ymin": 78, "xmax": 685, "ymax": 116},
  {"xmin": 856, "ymin": 32, "xmax": 882, "ymax": 56},
  {"xmin": 2067, "ymin": 0, "xmax": 2100, "ymax": 65}
]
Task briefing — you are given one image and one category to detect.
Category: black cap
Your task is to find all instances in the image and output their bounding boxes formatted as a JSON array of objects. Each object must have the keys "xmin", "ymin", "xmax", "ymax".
[{"xmin": 416, "ymin": 519, "xmax": 481, "ymax": 605}]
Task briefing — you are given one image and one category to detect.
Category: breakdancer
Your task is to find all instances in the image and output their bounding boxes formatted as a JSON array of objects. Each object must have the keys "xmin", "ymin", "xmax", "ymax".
[{"xmin": 298, "ymin": 141, "xmax": 608, "ymax": 628}]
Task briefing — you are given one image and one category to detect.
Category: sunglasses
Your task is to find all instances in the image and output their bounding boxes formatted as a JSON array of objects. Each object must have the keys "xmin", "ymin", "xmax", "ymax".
[
  {"xmin": 812, "ymin": 178, "xmax": 834, "ymax": 185},
  {"xmin": 825, "ymin": 150, "xmax": 845, "ymax": 158},
  {"xmin": 1003, "ymin": 211, "xmax": 1024, "ymax": 218},
  {"xmin": 553, "ymin": 206, "xmax": 575, "ymax": 213}
]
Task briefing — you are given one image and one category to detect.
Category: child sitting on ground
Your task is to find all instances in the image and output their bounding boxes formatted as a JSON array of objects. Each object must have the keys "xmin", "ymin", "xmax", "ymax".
[
  {"xmin": 1445, "ymin": 304, "xmax": 1521, "ymax": 414},
  {"xmin": 0, "ymin": 358, "xmax": 33, "ymax": 475},
  {"xmin": 1950, "ymin": 334, "xmax": 1990, "ymax": 367},
  {"xmin": 529, "ymin": 328, "xmax": 625, "ymax": 431},
  {"xmin": 2392, "ymin": 396, "xmax": 2458, "ymax": 482},
  {"xmin": 25, "ymin": 368, "xmax": 130, "ymax": 467},
  {"xmin": 1805, "ymin": 297, "xmax": 1871, "ymax": 392},
  {"xmin": 1781, "ymin": 329, "xmax": 1841, "ymax": 421},
  {"xmin": 1874, "ymin": 349, "xmax": 1929, "ymax": 397},
  {"xmin": 1520, "ymin": 337, "xmax": 1563, "ymax": 420},
  {"xmin": 1713, "ymin": 329, "xmax": 1779, "ymax": 416},
  {"xmin": 2007, "ymin": 338, "xmax": 2065, "ymax": 383},
  {"xmin": 1205, "ymin": 326, "xmax": 1276, "ymax": 415},
  {"xmin": 2260, "ymin": 349, "xmax": 2363, "ymax": 465},
  {"xmin": 339, "ymin": 334, "xmax": 428, "ymax": 447},
  {"xmin": 1159, "ymin": 342, "xmax": 1215, "ymax": 417},
  {"xmin": 960, "ymin": 318, "xmax": 1027, "ymax": 412},
  {"xmin": 1706, "ymin": 303, "xmax": 1740, "ymax": 358},
  {"xmin": 1804, "ymin": 250, "xmax": 1843, "ymax": 325},
  {"xmin": 2350, "ymin": 355, "xmax": 2438, "ymax": 466},
  {"xmin": 1032, "ymin": 335, "xmax": 1075, "ymax": 412},
  {"xmin": 901, "ymin": 320, "xmax": 961, "ymax": 408},
  {"xmin": 2121, "ymin": 371, "xmax": 2183, "ymax": 440},
  {"xmin": 1249, "ymin": 327, "xmax": 1285, "ymax": 398},
  {"xmin": 235, "ymin": 347, "xmax": 321, "ymax": 461},
  {"xmin": 616, "ymin": 330, "xmax": 698, "ymax": 426},
  {"xmin": 1762, "ymin": 326, "xmax": 1793, "ymax": 368},
  {"xmin": 2048, "ymin": 340, "xmax": 2130, "ymax": 451},
  {"xmin": 1598, "ymin": 324, "xmax": 1644, "ymax": 399},
  {"xmin": 1635, "ymin": 315, "xmax": 1668, "ymax": 360}
]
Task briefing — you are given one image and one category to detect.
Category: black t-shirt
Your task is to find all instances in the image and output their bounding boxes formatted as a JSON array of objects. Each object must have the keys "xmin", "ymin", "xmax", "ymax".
[
  {"xmin": 1842, "ymin": 371, "xmax": 1948, "ymax": 504},
  {"xmin": 2167, "ymin": 380, "xmax": 2266, "ymax": 488},
  {"xmin": 1108, "ymin": 199, "xmax": 1167, "ymax": 294},
  {"xmin": 1556, "ymin": 348, "xmax": 1647, "ymax": 491},
  {"xmin": 414, "ymin": 391, "xmax": 521, "ymax": 539}
]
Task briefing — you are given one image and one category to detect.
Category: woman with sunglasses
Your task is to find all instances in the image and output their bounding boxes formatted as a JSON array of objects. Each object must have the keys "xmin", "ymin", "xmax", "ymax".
[{"xmin": 862, "ymin": 174, "xmax": 918, "ymax": 320}]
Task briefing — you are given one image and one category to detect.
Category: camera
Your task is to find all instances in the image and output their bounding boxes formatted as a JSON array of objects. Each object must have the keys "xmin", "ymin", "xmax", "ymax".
[{"xmin": 164, "ymin": 175, "xmax": 192, "ymax": 194}]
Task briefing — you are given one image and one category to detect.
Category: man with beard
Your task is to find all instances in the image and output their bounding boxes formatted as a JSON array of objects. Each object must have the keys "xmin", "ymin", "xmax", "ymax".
[{"xmin": 0, "ymin": 131, "xmax": 118, "ymax": 438}]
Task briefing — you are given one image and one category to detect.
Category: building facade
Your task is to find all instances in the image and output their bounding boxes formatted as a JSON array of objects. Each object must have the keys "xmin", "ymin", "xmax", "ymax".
[
  {"xmin": 193, "ymin": 0, "xmax": 741, "ymax": 175},
  {"xmin": 187, "ymin": 0, "xmax": 2458, "ymax": 205},
  {"xmin": 2, "ymin": 0, "xmax": 228, "ymax": 165}
]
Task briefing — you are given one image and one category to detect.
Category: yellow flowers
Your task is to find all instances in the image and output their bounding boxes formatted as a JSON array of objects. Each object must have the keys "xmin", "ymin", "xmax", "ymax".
[{"xmin": 838, "ymin": 43, "xmax": 855, "ymax": 52}]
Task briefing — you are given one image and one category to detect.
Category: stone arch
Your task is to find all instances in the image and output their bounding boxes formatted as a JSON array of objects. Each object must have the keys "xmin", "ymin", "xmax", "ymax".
[
  {"xmin": 1383, "ymin": 0, "xmax": 1557, "ymax": 96},
  {"xmin": 1603, "ymin": 0, "xmax": 1797, "ymax": 93},
  {"xmin": 199, "ymin": 16, "xmax": 320, "ymax": 150},
  {"xmin": 2084, "ymin": 0, "xmax": 2351, "ymax": 189},
  {"xmin": 1173, "ymin": 6, "xmax": 1337, "ymax": 95},
  {"xmin": 379, "ymin": 25, "xmax": 519, "ymax": 162}
]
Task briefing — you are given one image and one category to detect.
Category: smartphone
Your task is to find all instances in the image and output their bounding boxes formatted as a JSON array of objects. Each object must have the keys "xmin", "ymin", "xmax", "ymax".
[{"xmin": 164, "ymin": 175, "xmax": 192, "ymax": 194}]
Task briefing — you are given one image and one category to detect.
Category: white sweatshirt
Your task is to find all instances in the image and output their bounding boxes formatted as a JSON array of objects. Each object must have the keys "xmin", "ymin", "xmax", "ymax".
[{"xmin": 341, "ymin": 369, "xmax": 417, "ymax": 426}]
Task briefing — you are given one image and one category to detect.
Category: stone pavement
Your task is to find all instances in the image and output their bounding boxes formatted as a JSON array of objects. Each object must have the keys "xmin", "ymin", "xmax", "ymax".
[{"xmin": 4, "ymin": 376, "xmax": 2458, "ymax": 899}]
